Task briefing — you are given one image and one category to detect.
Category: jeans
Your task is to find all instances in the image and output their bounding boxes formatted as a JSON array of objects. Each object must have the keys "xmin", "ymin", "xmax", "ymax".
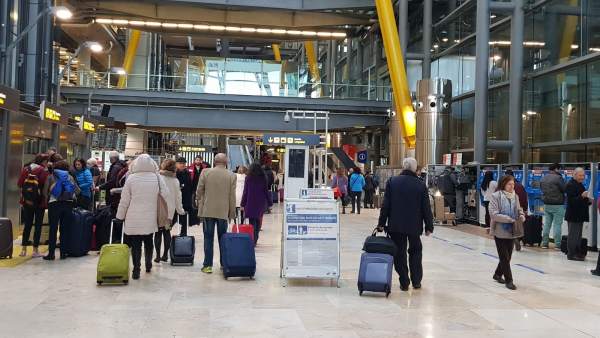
[
  {"xmin": 567, "ymin": 221, "xmax": 584, "ymax": 258},
  {"xmin": 249, "ymin": 217, "xmax": 262, "ymax": 244},
  {"xmin": 542, "ymin": 204, "xmax": 565, "ymax": 247},
  {"xmin": 494, "ymin": 237, "xmax": 514, "ymax": 283},
  {"xmin": 389, "ymin": 233, "xmax": 423, "ymax": 288},
  {"xmin": 350, "ymin": 191, "xmax": 362, "ymax": 214},
  {"xmin": 21, "ymin": 206, "xmax": 44, "ymax": 247},
  {"xmin": 48, "ymin": 201, "xmax": 73, "ymax": 257},
  {"xmin": 154, "ymin": 227, "xmax": 171, "ymax": 259},
  {"xmin": 125, "ymin": 234, "xmax": 154, "ymax": 273},
  {"xmin": 202, "ymin": 218, "xmax": 228, "ymax": 267}
]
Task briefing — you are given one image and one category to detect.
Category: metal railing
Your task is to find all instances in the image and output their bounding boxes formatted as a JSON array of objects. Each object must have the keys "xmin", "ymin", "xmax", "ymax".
[{"xmin": 61, "ymin": 70, "xmax": 392, "ymax": 101}]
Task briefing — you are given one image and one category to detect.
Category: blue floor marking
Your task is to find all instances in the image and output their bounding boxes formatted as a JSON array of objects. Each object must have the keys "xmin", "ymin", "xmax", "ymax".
[{"xmin": 432, "ymin": 234, "xmax": 546, "ymax": 274}]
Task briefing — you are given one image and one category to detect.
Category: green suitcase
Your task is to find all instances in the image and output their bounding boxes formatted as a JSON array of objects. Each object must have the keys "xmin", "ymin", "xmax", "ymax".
[{"xmin": 97, "ymin": 220, "xmax": 129, "ymax": 285}]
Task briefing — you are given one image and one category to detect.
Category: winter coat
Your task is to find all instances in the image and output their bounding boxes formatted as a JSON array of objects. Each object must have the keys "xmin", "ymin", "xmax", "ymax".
[
  {"xmin": 235, "ymin": 173, "xmax": 246, "ymax": 208},
  {"xmin": 18, "ymin": 163, "xmax": 49, "ymax": 208},
  {"xmin": 160, "ymin": 170, "xmax": 185, "ymax": 228},
  {"xmin": 176, "ymin": 169, "xmax": 194, "ymax": 211},
  {"xmin": 43, "ymin": 170, "xmax": 80, "ymax": 204},
  {"xmin": 116, "ymin": 154, "xmax": 170, "ymax": 235},
  {"xmin": 73, "ymin": 168, "xmax": 93, "ymax": 198},
  {"xmin": 196, "ymin": 166, "xmax": 237, "ymax": 221},
  {"xmin": 331, "ymin": 175, "xmax": 348, "ymax": 195},
  {"xmin": 540, "ymin": 171, "xmax": 566, "ymax": 205},
  {"xmin": 514, "ymin": 181, "xmax": 528, "ymax": 214},
  {"xmin": 489, "ymin": 191, "xmax": 525, "ymax": 239},
  {"xmin": 364, "ymin": 174, "xmax": 376, "ymax": 192},
  {"xmin": 241, "ymin": 174, "xmax": 272, "ymax": 220},
  {"xmin": 188, "ymin": 162, "xmax": 210, "ymax": 192},
  {"xmin": 565, "ymin": 179, "xmax": 591, "ymax": 223},
  {"xmin": 378, "ymin": 170, "xmax": 434, "ymax": 235},
  {"xmin": 349, "ymin": 173, "xmax": 366, "ymax": 193},
  {"xmin": 482, "ymin": 181, "xmax": 498, "ymax": 202}
]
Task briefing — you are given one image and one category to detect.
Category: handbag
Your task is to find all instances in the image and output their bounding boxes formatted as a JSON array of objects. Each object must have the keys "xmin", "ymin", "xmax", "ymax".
[
  {"xmin": 156, "ymin": 174, "xmax": 171, "ymax": 228},
  {"xmin": 363, "ymin": 227, "xmax": 397, "ymax": 256}
]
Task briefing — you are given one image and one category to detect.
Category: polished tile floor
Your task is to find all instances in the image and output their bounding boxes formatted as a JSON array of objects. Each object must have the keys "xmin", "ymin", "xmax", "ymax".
[{"xmin": 2, "ymin": 206, "xmax": 600, "ymax": 338}]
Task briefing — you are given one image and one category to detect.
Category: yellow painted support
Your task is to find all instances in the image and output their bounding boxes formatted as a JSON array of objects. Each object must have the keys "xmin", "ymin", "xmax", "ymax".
[
  {"xmin": 304, "ymin": 41, "xmax": 322, "ymax": 95},
  {"xmin": 559, "ymin": 0, "xmax": 579, "ymax": 63},
  {"xmin": 117, "ymin": 29, "xmax": 142, "ymax": 88},
  {"xmin": 272, "ymin": 44, "xmax": 282, "ymax": 62},
  {"xmin": 375, "ymin": 0, "xmax": 416, "ymax": 147}
]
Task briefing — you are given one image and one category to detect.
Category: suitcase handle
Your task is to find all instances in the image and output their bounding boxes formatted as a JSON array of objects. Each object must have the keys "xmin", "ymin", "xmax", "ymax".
[
  {"xmin": 110, "ymin": 219, "xmax": 124, "ymax": 244},
  {"xmin": 371, "ymin": 226, "xmax": 390, "ymax": 238},
  {"xmin": 177, "ymin": 212, "xmax": 189, "ymax": 233}
]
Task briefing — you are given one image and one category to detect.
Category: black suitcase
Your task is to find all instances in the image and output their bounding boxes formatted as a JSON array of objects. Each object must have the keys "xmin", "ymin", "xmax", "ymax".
[
  {"xmin": 170, "ymin": 214, "xmax": 195, "ymax": 265},
  {"xmin": 0, "ymin": 218, "xmax": 13, "ymax": 259},
  {"xmin": 560, "ymin": 235, "xmax": 588, "ymax": 257},
  {"xmin": 363, "ymin": 228, "xmax": 397, "ymax": 256},
  {"xmin": 523, "ymin": 215, "xmax": 542, "ymax": 246},
  {"xmin": 66, "ymin": 208, "xmax": 94, "ymax": 257},
  {"xmin": 220, "ymin": 232, "xmax": 256, "ymax": 279}
]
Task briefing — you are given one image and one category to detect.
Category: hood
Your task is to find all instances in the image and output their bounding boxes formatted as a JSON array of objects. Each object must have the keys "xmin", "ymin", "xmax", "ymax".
[
  {"xmin": 160, "ymin": 170, "xmax": 176, "ymax": 177},
  {"xmin": 53, "ymin": 169, "xmax": 70, "ymax": 180},
  {"xmin": 129, "ymin": 154, "xmax": 158, "ymax": 174}
]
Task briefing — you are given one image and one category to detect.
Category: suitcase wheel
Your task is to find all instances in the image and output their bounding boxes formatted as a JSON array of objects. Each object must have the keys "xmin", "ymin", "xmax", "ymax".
[
  {"xmin": 97, "ymin": 281, "xmax": 103, "ymax": 285},
  {"xmin": 386, "ymin": 292, "xmax": 390, "ymax": 298},
  {"xmin": 123, "ymin": 280, "xmax": 128, "ymax": 285},
  {"xmin": 359, "ymin": 290, "xmax": 363, "ymax": 296}
]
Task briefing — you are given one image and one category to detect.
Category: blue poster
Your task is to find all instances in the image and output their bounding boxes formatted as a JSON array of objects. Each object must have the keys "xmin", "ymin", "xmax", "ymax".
[{"xmin": 357, "ymin": 151, "xmax": 368, "ymax": 164}]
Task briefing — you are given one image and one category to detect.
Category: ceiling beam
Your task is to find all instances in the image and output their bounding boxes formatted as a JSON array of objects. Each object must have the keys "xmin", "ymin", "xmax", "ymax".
[{"xmin": 118, "ymin": 0, "xmax": 376, "ymax": 11}]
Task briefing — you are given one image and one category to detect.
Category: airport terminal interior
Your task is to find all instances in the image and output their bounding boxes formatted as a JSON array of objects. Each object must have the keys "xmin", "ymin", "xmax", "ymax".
[{"xmin": 2, "ymin": 0, "xmax": 600, "ymax": 337}]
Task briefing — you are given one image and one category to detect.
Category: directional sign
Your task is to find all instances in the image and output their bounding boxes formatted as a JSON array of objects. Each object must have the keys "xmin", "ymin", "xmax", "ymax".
[{"xmin": 262, "ymin": 133, "xmax": 321, "ymax": 146}]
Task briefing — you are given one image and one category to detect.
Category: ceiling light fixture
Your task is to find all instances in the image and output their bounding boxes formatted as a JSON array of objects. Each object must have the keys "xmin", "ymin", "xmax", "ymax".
[
  {"xmin": 241, "ymin": 27, "xmax": 256, "ymax": 33},
  {"xmin": 209, "ymin": 25, "xmax": 226, "ymax": 31},
  {"xmin": 162, "ymin": 22, "xmax": 177, "ymax": 28}
]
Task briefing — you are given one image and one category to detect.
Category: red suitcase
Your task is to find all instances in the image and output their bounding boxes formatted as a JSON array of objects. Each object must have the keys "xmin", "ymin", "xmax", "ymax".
[{"xmin": 231, "ymin": 223, "xmax": 254, "ymax": 243}]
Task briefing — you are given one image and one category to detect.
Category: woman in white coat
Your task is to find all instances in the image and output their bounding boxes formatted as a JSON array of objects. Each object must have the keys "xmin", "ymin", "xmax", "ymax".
[
  {"xmin": 155, "ymin": 159, "xmax": 185, "ymax": 263},
  {"xmin": 235, "ymin": 166, "xmax": 247, "ymax": 223},
  {"xmin": 116, "ymin": 154, "xmax": 170, "ymax": 280}
]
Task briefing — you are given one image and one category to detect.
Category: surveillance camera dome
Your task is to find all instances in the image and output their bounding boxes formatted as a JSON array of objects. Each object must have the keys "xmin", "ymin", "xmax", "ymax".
[
  {"xmin": 417, "ymin": 102, "xmax": 424, "ymax": 109},
  {"xmin": 284, "ymin": 114, "xmax": 291, "ymax": 123},
  {"xmin": 443, "ymin": 102, "xmax": 449, "ymax": 109}
]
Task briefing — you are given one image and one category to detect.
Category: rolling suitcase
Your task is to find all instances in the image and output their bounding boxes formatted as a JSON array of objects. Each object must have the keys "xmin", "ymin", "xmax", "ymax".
[
  {"xmin": 0, "ymin": 218, "xmax": 13, "ymax": 259},
  {"xmin": 170, "ymin": 214, "xmax": 195, "ymax": 265},
  {"xmin": 523, "ymin": 215, "xmax": 542, "ymax": 246},
  {"xmin": 220, "ymin": 232, "xmax": 256, "ymax": 279},
  {"xmin": 358, "ymin": 252, "xmax": 393, "ymax": 297},
  {"xmin": 231, "ymin": 222, "xmax": 254, "ymax": 243},
  {"xmin": 560, "ymin": 235, "xmax": 588, "ymax": 257},
  {"xmin": 97, "ymin": 220, "xmax": 129, "ymax": 285},
  {"xmin": 272, "ymin": 187, "xmax": 279, "ymax": 204},
  {"xmin": 67, "ymin": 208, "xmax": 94, "ymax": 257}
]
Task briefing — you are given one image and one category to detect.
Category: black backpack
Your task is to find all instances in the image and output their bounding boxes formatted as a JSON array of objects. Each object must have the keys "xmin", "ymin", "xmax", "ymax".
[{"xmin": 21, "ymin": 169, "xmax": 40, "ymax": 207}]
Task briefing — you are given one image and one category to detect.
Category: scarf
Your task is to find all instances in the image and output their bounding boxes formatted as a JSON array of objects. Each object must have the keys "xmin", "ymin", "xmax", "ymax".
[{"xmin": 499, "ymin": 191, "xmax": 517, "ymax": 232}]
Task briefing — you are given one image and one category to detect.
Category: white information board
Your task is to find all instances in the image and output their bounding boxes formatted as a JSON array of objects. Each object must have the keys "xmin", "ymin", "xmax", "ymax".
[{"xmin": 281, "ymin": 198, "xmax": 340, "ymax": 287}]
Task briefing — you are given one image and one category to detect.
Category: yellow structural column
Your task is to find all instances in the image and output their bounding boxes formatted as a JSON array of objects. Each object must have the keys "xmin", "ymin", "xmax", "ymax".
[
  {"xmin": 375, "ymin": 0, "xmax": 416, "ymax": 147},
  {"xmin": 272, "ymin": 44, "xmax": 282, "ymax": 62},
  {"xmin": 304, "ymin": 41, "xmax": 322, "ymax": 95},
  {"xmin": 117, "ymin": 29, "xmax": 142, "ymax": 88}
]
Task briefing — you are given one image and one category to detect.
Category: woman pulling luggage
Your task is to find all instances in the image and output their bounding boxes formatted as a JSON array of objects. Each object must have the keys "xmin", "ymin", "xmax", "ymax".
[
  {"xmin": 155, "ymin": 159, "xmax": 186, "ymax": 263},
  {"xmin": 488, "ymin": 175, "xmax": 525, "ymax": 290},
  {"xmin": 241, "ymin": 163, "xmax": 272, "ymax": 245}
]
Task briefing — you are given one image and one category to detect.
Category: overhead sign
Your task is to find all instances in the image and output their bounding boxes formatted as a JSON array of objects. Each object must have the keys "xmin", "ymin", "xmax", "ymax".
[
  {"xmin": 0, "ymin": 85, "xmax": 19, "ymax": 112},
  {"xmin": 179, "ymin": 146, "xmax": 207, "ymax": 152},
  {"xmin": 39, "ymin": 101, "xmax": 68, "ymax": 125},
  {"xmin": 357, "ymin": 151, "xmax": 368, "ymax": 164},
  {"xmin": 263, "ymin": 133, "xmax": 321, "ymax": 146}
]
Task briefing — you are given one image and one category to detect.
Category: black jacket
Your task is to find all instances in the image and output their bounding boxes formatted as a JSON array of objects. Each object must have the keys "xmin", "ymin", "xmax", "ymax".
[
  {"xmin": 101, "ymin": 160, "xmax": 126, "ymax": 204},
  {"xmin": 565, "ymin": 179, "xmax": 591, "ymax": 223},
  {"xmin": 378, "ymin": 170, "xmax": 434, "ymax": 235},
  {"xmin": 176, "ymin": 169, "xmax": 194, "ymax": 211}
]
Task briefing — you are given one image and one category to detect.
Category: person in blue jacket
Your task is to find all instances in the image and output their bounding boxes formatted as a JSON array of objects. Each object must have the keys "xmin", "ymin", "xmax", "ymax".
[
  {"xmin": 349, "ymin": 167, "xmax": 366, "ymax": 214},
  {"xmin": 72, "ymin": 158, "xmax": 93, "ymax": 210}
]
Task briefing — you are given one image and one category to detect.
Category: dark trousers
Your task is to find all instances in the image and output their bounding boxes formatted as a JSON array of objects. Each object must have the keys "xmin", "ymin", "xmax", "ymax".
[
  {"xmin": 350, "ymin": 191, "xmax": 362, "ymax": 214},
  {"xmin": 154, "ymin": 228, "xmax": 171, "ymax": 259},
  {"xmin": 364, "ymin": 190, "xmax": 374, "ymax": 208},
  {"xmin": 76, "ymin": 195, "xmax": 92, "ymax": 211},
  {"xmin": 494, "ymin": 237, "xmax": 514, "ymax": 283},
  {"xmin": 202, "ymin": 218, "xmax": 228, "ymax": 267},
  {"xmin": 48, "ymin": 201, "xmax": 73, "ymax": 257},
  {"xmin": 249, "ymin": 217, "xmax": 262, "ymax": 244},
  {"xmin": 483, "ymin": 201, "xmax": 491, "ymax": 228},
  {"xmin": 443, "ymin": 194, "xmax": 456, "ymax": 213},
  {"xmin": 389, "ymin": 233, "xmax": 423, "ymax": 288},
  {"xmin": 22, "ymin": 206, "xmax": 44, "ymax": 247},
  {"xmin": 125, "ymin": 234, "xmax": 154, "ymax": 273},
  {"xmin": 567, "ymin": 221, "xmax": 584, "ymax": 258}
]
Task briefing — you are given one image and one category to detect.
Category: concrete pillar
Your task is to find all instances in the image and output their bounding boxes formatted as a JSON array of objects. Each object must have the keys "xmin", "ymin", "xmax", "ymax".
[
  {"xmin": 474, "ymin": 0, "xmax": 490, "ymax": 163},
  {"xmin": 127, "ymin": 31, "xmax": 151, "ymax": 90},
  {"xmin": 389, "ymin": 105, "xmax": 405, "ymax": 166},
  {"xmin": 422, "ymin": 0, "xmax": 432, "ymax": 79},
  {"xmin": 509, "ymin": 0, "xmax": 524, "ymax": 163},
  {"xmin": 21, "ymin": 0, "xmax": 52, "ymax": 104},
  {"xmin": 399, "ymin": 0, "xmax": 408, "ymax": 60}
]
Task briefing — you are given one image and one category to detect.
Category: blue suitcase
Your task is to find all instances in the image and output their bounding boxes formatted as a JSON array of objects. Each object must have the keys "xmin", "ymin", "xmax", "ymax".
[
  {"xmin": 67, "ymin": 208, "xmax": 94, "ymax": 257},
  {"xmin": 358, "ymin": 252, "xmax": 393, "ymax": 297},
  {"xmin": 220, "ymin": 233, "xmax": 256, "ymax": 279}
]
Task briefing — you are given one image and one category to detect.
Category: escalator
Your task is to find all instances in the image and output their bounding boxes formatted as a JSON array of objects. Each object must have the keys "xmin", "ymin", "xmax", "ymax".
[{"xmin": 330, "ymin": 147, "xmax": 356, "ymax": 169}]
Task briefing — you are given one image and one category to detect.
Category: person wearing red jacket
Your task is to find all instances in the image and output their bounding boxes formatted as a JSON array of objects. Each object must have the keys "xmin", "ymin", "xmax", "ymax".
[
  {"xmin": 17, "ymin": 153, "xmax": 50, "ymax": 257},
  {"xmin": 505, "ymin": 170, "xmax": 528, "ymax": 251},
  {"xmin": 188, "ymin": 156, "xmax": 210, "ymax": 226}
]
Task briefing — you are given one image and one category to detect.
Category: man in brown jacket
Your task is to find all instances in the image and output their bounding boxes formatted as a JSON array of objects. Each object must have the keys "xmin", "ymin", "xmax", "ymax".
[{"xmin": 196, "ymin": 153, "xmax": 237, "ymax": 274}]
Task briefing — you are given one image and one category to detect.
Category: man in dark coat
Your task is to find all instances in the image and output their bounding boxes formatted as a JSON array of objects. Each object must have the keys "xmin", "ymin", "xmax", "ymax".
[
  {"xmin": 378, "ymin": 157, "xmax": 434, "ymax": 291},
  {"xmin": 565, "ymin": 168, "xmax": 591, "ymax": 261},
  {"xmin": 176, "ymin": 157, "xmax": 194, "ymax": 231},
  {"xmin": 99, "ymin": 151, "xmax": 126, "ymax": 207}
]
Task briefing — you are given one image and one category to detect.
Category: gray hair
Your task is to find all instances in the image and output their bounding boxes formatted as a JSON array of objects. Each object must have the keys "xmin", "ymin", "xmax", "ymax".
[
  {"xmin": 574, "ymin": 167, "xmax": 585, "ymax": 175},
  {"xmin": 402, "ymin": 157, "xmax": 418, "ymax": 173}
]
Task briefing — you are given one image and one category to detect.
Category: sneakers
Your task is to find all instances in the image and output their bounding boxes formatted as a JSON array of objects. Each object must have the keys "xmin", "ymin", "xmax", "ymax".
[
  {"xmin": 541, "ymin": 244, "xmax": 549, "ymax": 249},
  {"xmin": 32, "ymin": 250, "xmax": 43, "ymax": 258},
  {"xmin": 201, "ymin": 266, "xmax": 213, "ymax": 274}
]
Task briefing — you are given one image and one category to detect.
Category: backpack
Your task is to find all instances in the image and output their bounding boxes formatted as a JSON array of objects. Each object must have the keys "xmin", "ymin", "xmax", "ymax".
[
  {"xmin": 21, "ymin": 168, "xmax": 40, "ymax": 207},
  {"xmin": 50, "ymin": 171, "xmax": 76, "ymax": 201}
]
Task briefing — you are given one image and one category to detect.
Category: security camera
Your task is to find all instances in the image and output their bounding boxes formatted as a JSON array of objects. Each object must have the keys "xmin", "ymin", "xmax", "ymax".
[
  {"xmin": 284, "ymin": 113, "xmax": 291, "ymax": 123},
  {"xmin": 417, "ymin": 102, "xmax": 424, "ymax": 109},
  {"xmin": 443, "ymin": 102, "xmax": 449, "ymax": 109}
]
